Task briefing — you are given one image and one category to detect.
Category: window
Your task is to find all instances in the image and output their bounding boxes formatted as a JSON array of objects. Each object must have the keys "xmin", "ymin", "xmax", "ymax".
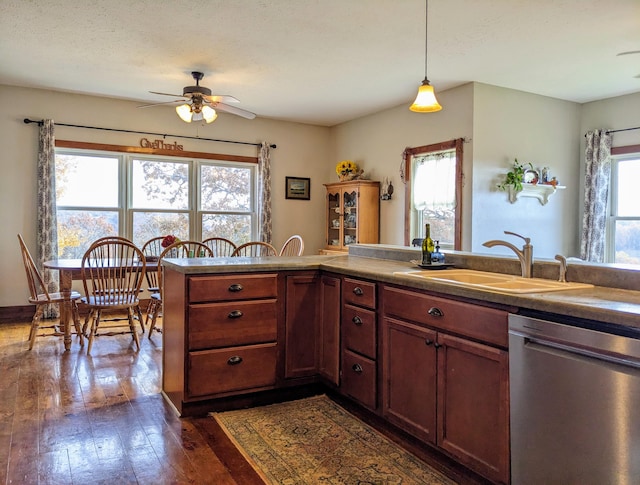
[
  {"xmin": 608, "ymin": 150, "xmax": 640, "ymax": 264},
  {"xmin": 403, "ymin": 139, "xmax": 463, "ymax": 249},
  {"xmin": 55, "ymin": 148, "xmax": 257, "ymax": 258}
]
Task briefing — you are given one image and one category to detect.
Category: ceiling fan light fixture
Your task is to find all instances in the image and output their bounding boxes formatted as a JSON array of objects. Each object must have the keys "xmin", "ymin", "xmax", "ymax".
[
  {"xmin": 176, "ymin": 104, "xmax": 193, "ymax": 123},
  {"xmin": 202, "ymin": 105, "xmax": 217, "ymax": 123},
  {"xmin": 410, "ymin": 79, "xmax": 442, "ymax": 112},
  {"xmin": 410, "ymin": 0, "xmax": 442, "ymax": 113}
]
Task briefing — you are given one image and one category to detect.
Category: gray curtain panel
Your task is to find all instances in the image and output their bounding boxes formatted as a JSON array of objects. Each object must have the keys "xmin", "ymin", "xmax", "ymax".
[
  {"xmin": 258, "ymin": 142, "xmax": 272, "ymax": 244},
  {"xmin": 580, "ymin": 129, "xmax": 612, "ymax": 262}
]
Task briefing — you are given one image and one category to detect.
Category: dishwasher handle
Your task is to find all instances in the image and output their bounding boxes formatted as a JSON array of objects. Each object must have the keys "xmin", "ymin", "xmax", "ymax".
[{"xmin": 523, "ymin": 335, "xmax": 640, "ymax": 371}]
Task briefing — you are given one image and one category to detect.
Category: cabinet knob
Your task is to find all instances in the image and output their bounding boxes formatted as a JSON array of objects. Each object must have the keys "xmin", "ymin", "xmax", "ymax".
[
  {"xmin": 227, "ymin": 356, "xmax": 243, "ymax": 365},
  {"xmin": 352, "ymin": 315, "xmax": 363, "ymax": 325},
  {"xmin": 353, "ymin": 287, "xmax": 364, "ymax": 296},
  {"xmin": 434, "ymin": 343, "xmax": 442, "ymax": 349},
  {"xmin": 352, "ymin": 363, "xmax": 363, "ymax": 373},
  {"xmin": 228, "ymin": 283, "xmax": 244, "ymax": 292},
  {"xmin": 427, "ymin": 307, "xmax": 444, "ymax": 317},
  {"xmin": 227, "ymin": 310, "xmax": 243, "ymax": 319},
  {"xmin": 425, "ymin": 338, "xmax": 433, "ymax": 346}
]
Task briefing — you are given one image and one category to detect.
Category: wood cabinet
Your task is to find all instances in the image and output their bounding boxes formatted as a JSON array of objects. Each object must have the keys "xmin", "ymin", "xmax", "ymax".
[
  {"xmin": 341, "ymin": 277, "xmax": 378, "ymax": 410},
  {"xmin": 318, "ymin": 274, "xmax": 341, "ymax": 386},
  {"xmin": 163, "ymin": 270, "xmax": 280, "ymax": 415},
  {"xmin": 324, "ymin": 180, "xmax": 380, "ymax": 252},
  {"xmin": 381, "ymin": 285, "xmax": 510, "ymax": 485},
  {"xmin": 284, "ymin": 272, "xmax": 320, "ymax": 379}
]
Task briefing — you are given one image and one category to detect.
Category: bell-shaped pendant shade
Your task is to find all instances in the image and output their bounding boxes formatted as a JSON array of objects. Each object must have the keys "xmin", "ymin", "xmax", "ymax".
[
  {"xmin": 176, "ymin": 104, "xmax": 193, "ymax": 122},
  {"xmin": 201, "ymin": 105, "xmax": 217, "ymax": 123},
  {"xmin": 410, "ymin": 79, "xmax": 442, "ymax": 112}
]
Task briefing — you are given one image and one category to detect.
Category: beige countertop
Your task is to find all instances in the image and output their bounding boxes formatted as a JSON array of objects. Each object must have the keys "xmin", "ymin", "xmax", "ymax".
[{"xmin": 163, "ymin": 253, "xmax": 640, "ymax": 332}]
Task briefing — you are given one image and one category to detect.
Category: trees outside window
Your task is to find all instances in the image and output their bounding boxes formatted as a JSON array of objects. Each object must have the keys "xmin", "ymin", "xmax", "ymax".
[{"xmin": 55, "ymin": 150, "xmax": 256, "ymax": 257}]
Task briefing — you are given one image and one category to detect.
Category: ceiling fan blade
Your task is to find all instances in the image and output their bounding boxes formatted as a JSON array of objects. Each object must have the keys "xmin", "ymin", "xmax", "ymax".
[
  {"xmin": 149, "ymin": 90, "xmax": 184, "ymax": 97},
  {"xmin": 204, "ymin": 94, "xmax": 240, "ymax": 104},
  {"xmin": 214, "ymin": 102, "xmax": 256, "ymax": 120},
  {"xmin": 137, "ymin": 99, "xmax": 186, "ymax": 108}
]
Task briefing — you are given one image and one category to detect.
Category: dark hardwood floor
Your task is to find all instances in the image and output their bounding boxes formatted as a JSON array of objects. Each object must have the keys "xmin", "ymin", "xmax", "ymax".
[
  {"xmin": 0, "ymin": 318, "xmax": 262, "ymax": 485},
  {"xmin": 0, "ymin": 317, "xmax": 490, "ymax": 485}
]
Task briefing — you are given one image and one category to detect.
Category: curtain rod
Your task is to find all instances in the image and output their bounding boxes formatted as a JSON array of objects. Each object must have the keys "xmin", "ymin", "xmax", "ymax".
[
  {"xmin": 584, "ymin": 126, "xmax": 640, "ymax": 138},
  {"xmin": 23, "ymin": 118, "xmax": 276, "ymax": 149}
]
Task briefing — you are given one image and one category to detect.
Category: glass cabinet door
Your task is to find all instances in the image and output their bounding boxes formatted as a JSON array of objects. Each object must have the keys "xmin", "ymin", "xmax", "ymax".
[
  {"xmin": 343, "ymin": 189, "xmax": 358, "ymax": 247},
  {"xmin": 327, "ymin": 191, "xmax": 341, "ymax": 248}
]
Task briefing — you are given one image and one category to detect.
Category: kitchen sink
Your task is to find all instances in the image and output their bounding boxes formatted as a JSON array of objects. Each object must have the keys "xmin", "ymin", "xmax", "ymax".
[{"xmin": 395, "ymin": 269, "xmax": 593, "ymax": 294}]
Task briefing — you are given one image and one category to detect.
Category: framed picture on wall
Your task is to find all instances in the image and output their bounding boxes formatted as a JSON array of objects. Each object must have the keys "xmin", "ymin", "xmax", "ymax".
[{"xmin": 285, "ymin": 176, "xmax": 311, "ymax": 200}]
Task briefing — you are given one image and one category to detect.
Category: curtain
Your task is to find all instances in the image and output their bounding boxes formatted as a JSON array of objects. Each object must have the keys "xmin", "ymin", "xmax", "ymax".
[
  {"xmin": 413, "ymin": 150, "xmax": 456, "ymax": 211},
  {"xmin": 258, "ymin": 142, "xmax": 272, "ymax": 244},
  {"xmin": 580, "ymin": 129, "xmax": 612, "ymax": 262},
  {"xmin": 37, "ymin": 119, "xmax": 59, "ymax": 317}
]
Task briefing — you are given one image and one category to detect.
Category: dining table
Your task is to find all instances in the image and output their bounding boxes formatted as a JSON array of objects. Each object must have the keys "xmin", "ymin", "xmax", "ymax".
[{"xmin": 43, "ymin": 258, "xmax": 153, "ymax": 351}]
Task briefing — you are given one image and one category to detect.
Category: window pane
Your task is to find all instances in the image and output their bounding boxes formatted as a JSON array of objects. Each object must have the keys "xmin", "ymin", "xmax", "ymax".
[
  {"xmin": 614, "ymin": 220, "xmax": 640, "ymax": 264},
  {"xmin": 56, "ymin": 154, "xmax": 118, "ymax": 207},
  {"xmin": 616, "ymin": 159, "xmax": 640, "ymax": 216},
  {"xmin": 132, "ymin": 159, "xmax": 190, "ymax": 209},
  {"xmin": 202, "ymin": 214, "xmax": 252, "ymax": 244},
  {"xmin": 57, "ymin": 210, "xmax": 118, "ymax": 258},
  {"xmin": 132, "ymin": 212, "xmax": 190, "ymax": 247},
  {"xmin": 201, "ymin": 165, "xmax": 251, "ymax": 211}
]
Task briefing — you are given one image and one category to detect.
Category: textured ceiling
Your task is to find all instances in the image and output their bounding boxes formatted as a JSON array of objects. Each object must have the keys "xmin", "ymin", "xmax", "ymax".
[{"xmin": 1, "ymin": 0, "xmax": 639, "ymax": 126}]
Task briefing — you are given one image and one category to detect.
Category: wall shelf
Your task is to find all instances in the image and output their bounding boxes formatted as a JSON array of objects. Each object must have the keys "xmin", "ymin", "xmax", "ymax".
[{"xmin": 507, "ymin": 183, "xmax": 565, "ymax": 205}]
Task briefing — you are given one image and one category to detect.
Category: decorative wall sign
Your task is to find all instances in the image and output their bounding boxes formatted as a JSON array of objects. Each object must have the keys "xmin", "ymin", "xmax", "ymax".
[{"xmin": 285, "ymin": 176, "xmax": 311, "ymax": 200}]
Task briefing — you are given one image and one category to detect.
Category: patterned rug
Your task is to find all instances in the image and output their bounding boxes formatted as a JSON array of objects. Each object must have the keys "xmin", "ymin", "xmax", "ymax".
[{"xmin": 211, "ymin": 394, "xmax": 458, "ymax": 485}]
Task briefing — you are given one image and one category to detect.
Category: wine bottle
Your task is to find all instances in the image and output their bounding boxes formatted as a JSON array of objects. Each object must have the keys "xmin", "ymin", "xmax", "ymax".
[{"xmin": 421, "ymin": 223, "xmax": 435, "ymax": 265}]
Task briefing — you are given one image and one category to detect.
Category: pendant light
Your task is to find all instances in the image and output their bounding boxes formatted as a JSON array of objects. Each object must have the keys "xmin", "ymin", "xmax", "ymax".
[{"xmin": 410, "ymin": 0, "xmax": 442, "ymax": 112}]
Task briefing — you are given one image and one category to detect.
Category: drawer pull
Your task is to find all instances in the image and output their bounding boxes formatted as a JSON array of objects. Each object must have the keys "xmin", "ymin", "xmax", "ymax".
[
  {"xmin": 228, "ymin": 283, "xmax": 244, "ymax": 292},
  {"xmin": 428, "ymin": 307, "xmax": 444, "ymax": 317},
  {"xmin": 425, "ymin": 338, "xmax": 433, "ymax": 346},
  {"xmin": 352, "ymin": 363, "xmax": 363, "ymax": 373},
  {"xmin": 352, "ymin": 316, "xmax": 363, "ymax": 325},
  {"xmin": 227, "ymin": 310, "xmax": 243, "ymax": 319},
  {"xmin": 353, "ymin": 287, "xmax": 364, "ymax": 296},
  {"xmin": 227, "ymin": 356, "xmax": 243, "ymax": 365}
]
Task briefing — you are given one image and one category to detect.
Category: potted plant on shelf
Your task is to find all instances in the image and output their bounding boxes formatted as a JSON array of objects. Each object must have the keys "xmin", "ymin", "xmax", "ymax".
[{"xmin": 497, "ymin": 159, "xmax": 533, "ymax": 192}]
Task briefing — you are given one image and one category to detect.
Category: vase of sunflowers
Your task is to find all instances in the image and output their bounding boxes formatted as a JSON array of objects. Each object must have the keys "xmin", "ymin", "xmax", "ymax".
[{"xmin": 335, "ymin": 160, "xmax": 363, "ymax": 181}]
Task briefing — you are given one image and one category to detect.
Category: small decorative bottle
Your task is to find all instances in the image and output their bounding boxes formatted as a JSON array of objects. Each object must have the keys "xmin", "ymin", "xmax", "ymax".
[
  {"xmin": 431, "ymin": 241, "xmax": 445, "ymax": 264},
  {"xmin": 421, "ymin": 224, "xmax": 435, "ymax": 265}
]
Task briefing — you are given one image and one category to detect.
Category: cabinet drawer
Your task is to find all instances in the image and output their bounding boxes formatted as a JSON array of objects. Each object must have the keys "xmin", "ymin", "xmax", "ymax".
[
  {"xmin": 382, "ymin": 286, "xmax": 508, "ymax": 348},
  {"xmin": 188, "ymin": 274, "xmax": 278, "ymax": 303},
  {"xmin": 343, "ymin": 278, "xmax": 376, "ymax": 309},
  {"xmin": 188, "ymin": 300, "xmax": 277, "ymax": 350},
  {"xmin": 343, "ymin": 304, "xmax": 376, "ymax": 359},
  {"xmin": 342, "ymin": 349, "xmax": 376, "ymax": 410},
  {"xmin": 188, "ymin": 343, "xmax": 277, "ymax": 397}
]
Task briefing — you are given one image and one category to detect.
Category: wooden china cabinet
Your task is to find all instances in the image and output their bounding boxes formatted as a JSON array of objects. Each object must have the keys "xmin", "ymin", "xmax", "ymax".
[{"xmin": 323, "ymin": 180, "xmax": 380, "ymax": 252}]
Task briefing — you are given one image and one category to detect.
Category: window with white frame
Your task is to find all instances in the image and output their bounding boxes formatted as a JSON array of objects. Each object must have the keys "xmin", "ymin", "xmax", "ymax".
[
  {"xmin": 55, "ymin": 149, "xmax": 257, "ymax": 258},
  {"xmin": 607, "ymin": 152, "xmax": 640, "ymax": 264}
]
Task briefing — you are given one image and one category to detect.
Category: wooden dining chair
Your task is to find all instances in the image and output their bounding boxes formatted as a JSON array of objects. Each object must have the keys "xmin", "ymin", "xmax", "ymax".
[
  {"xmin": 279, "ymin": 235, "xmax": 304, "ymax": 256},
  {"xmin": 18, "ymin": 234, "xmax": 84, "ymax": 350},
  {"xmin": 202, "ymin": 237, "xmax": 237, "ymax": 257},
  {"xmin": 146, "ymin": 241, "xmax": 213, "ymax": 338},
  {"xmin": 231, "ymin": 241, "xmax": 278, "ymax": 257},
  {"xmin": 141, "ymin": 236, "xmax": 166, "ymax": 259},
  {"xmin": 80, "ymin": 239, "xmax": 146, "ymax": 354}
]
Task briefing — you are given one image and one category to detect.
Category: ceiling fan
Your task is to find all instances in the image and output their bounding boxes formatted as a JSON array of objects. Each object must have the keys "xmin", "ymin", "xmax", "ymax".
[{"xmin": 139, "ymin": 71, "xmax": 256, "ymax": 123}]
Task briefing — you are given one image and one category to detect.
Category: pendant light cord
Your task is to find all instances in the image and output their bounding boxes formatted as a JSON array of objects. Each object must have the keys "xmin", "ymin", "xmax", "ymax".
[{"xmin": 423, "ymin": 0, "xmax": 429, "ymax": 81}]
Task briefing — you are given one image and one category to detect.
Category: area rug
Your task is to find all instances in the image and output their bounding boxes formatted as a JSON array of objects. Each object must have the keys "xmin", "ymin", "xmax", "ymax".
[{"xmin": 210, "ymin": 394, "xmax": 457, "ymax": 485}]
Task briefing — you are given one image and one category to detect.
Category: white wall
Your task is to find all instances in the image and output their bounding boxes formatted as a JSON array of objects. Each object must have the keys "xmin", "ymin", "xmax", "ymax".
[
  {"xmin": 0, "ymin": 85, "xmax": 331, "ymax": 307},
  {"xmin": 331, "ymin": 83, "xmax": 475, "ymax": 247},
  {"xmin": 471, "ymin": 83, "xmax": 582, "ymax": 258}
]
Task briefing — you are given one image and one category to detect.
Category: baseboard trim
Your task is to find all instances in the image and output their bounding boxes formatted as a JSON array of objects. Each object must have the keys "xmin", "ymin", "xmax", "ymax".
[{"xmin": 0, "ymin": 305, "xmax": 34, "ymax": 324}]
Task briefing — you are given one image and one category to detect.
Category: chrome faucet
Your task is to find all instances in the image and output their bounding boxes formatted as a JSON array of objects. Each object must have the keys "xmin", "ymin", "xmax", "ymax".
[{"xmin": 482, "ymin": 231, "xmax": 533, "ymax": 278}]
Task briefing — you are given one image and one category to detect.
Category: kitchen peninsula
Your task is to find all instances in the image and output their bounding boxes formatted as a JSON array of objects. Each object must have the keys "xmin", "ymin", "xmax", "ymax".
[{"xmin": 161, "ymin": 245, "xmax": 640, "ymax": 485}]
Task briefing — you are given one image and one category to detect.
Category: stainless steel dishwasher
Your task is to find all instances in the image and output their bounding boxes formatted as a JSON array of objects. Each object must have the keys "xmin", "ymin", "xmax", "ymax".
[{"xmin": 509, "ymin": 312, "xmax": 640, "ymax": 485}]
